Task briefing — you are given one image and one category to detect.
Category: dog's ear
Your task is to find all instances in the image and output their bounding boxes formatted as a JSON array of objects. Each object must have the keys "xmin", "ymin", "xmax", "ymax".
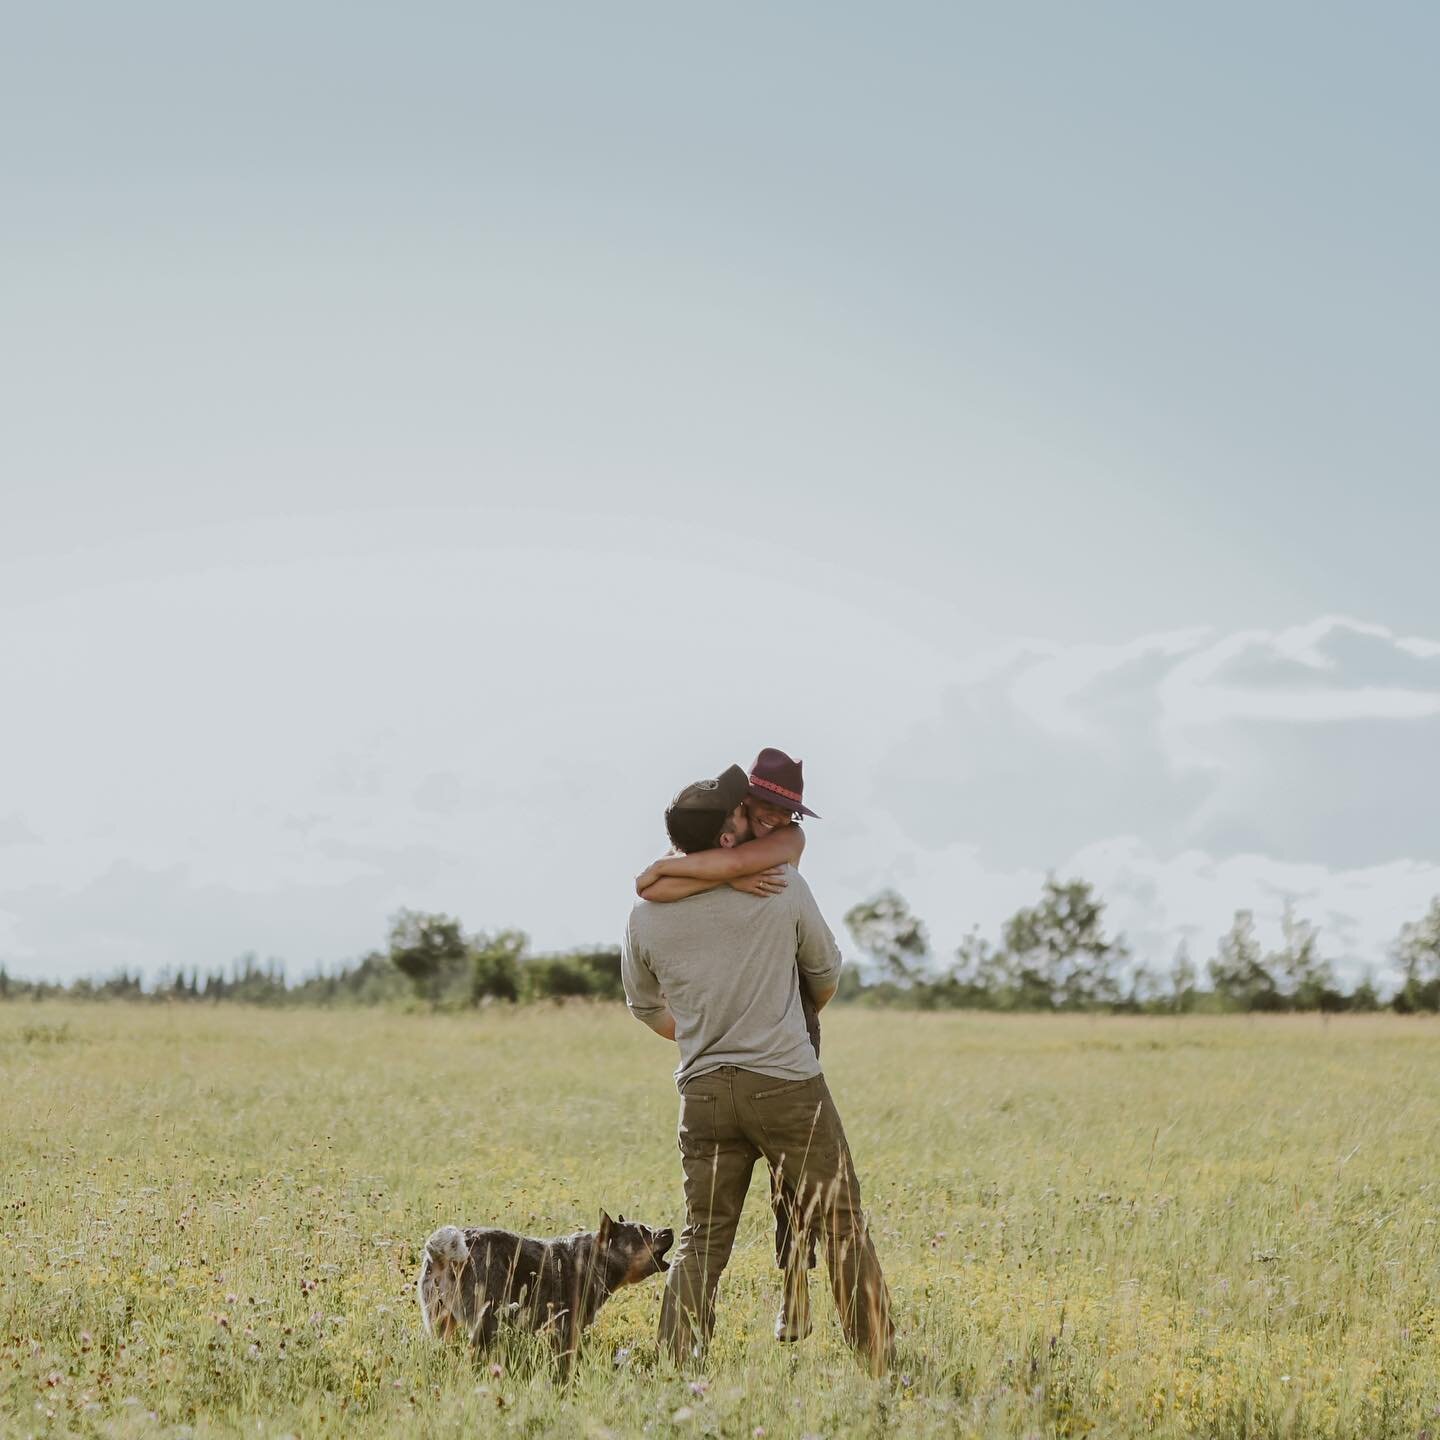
[{"xmin": 597, "ymin": 1209, "xmax": 614, "ymax": 1241}]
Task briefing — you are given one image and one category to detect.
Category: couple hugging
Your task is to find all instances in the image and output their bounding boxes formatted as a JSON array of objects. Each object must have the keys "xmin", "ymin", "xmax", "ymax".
[{"xmin": 622, "ymin": 748, "xmax": 894, "ymax": 1376}]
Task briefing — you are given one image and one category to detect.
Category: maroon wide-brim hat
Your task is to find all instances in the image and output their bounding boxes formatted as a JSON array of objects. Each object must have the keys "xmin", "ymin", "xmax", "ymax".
[{"xmin": 746, "ymin": 747, "xmax": 820, "ymax": 819}]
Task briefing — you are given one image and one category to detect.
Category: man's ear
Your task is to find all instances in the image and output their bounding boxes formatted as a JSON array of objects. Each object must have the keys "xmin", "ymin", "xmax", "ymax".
[{"xmin": 597, "ymin": 1209, "xmax": 613, "ymax": 1241}]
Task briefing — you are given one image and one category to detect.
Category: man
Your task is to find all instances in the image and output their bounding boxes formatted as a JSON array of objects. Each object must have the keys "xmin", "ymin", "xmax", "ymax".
[{"xmin": 621, "ymin": 764, "xmax": 893, "ymax": 1375}]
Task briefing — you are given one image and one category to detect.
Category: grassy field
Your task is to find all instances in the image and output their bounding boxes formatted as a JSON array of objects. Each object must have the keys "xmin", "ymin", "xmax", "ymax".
[{"xmin": 2, "ymin": 1004, "xmax": 1438, "ymax": 1438}]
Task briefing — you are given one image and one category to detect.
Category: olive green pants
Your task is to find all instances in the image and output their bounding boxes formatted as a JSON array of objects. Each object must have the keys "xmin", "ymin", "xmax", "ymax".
[{"xmin": 658, "ymin": 1065, "xmax": 893, "ymax": 1375}]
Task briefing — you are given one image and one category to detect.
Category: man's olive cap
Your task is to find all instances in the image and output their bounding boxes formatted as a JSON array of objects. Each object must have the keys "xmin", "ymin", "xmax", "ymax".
[{"xmin": 665, "ymin": 764, "xmax": 750, "ymax": 820}]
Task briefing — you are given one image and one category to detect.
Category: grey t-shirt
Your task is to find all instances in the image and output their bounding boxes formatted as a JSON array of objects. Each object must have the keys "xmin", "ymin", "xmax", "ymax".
[{"xmin": 621, "ymin": 867, "xmax": 843, "ymax": 1088}]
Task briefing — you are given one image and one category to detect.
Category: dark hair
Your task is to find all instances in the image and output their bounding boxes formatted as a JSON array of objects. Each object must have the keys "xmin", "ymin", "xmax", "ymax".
[{"xmin": 665, "ymin": 808, "xmax": 727, "ymax": 855}]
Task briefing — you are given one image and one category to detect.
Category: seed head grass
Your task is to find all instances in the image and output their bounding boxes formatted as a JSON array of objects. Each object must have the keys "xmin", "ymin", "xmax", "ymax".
[{"xmin": 2, "ymin": 1004, "xmax": 1438, "ymax": 1436}]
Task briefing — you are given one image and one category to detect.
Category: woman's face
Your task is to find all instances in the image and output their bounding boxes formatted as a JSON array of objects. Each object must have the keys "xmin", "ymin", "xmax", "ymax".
[{"xmin": 745, "ymin": 797, "xmax": 794, "ymax": 837}]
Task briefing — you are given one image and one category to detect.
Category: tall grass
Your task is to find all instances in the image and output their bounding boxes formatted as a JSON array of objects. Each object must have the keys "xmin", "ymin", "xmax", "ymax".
[{"xmin": 2, "ymin": 1004, "xmax": 1437, "ymax": 1437}]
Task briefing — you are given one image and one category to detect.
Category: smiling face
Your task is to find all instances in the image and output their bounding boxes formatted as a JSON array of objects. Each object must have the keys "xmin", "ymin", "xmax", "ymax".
[{"xmin": 744, "ymin": 796, "xmax": 795, "ymax": 838}]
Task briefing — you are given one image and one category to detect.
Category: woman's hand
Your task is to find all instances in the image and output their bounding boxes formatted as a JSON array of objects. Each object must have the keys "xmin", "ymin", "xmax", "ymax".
[
  {"xmin": 635, "ymin": 863, "xmax": 665, "ymax": 895},
  {"xmin": 728, "ymin": 867, "xmax": 788, "ymax": 897}
]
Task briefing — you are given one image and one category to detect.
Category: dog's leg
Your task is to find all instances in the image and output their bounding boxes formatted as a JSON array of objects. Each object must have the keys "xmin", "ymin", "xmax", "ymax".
[
  {"xmin": 467, "ymin": 1299, "xmax": 502, "ymax": 1351},
  {"xmin": 551, "ymin": 1300, "xmax": 584, "ymax": 1383},
  {"xmin": 553, "ymin": 1332, "xmax": 578, "ymax": 1383}
]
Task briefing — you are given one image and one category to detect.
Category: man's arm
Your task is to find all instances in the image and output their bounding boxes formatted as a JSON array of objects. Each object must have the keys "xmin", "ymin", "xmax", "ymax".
[
  {"xmin": 642, "ymin": 1007, "xmax": 677, "ymax": 1041},
  {"xmin": 808, "ymin": 980, "xmax": 838, "ymax": 1011},
  {"xmin": 635, "ymin": 828, "xmax": 805, "ymax": 897},
  {"xmin": 791, "ymin": 875, "xmax": 843, "ymax": 1009},
  {"xmin": 620, "ymin": 918, "xmax": 677, "ymax": 1041}
]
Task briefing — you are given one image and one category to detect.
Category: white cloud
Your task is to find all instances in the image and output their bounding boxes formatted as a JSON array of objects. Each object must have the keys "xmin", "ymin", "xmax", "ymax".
[
  {"xmin": 0, "ymin": 814, "xmax": 40, "ymax": 847},
  {"xmin": 4, "ymin": 559, "xmax": 1438, "ymax": 988},
  {"xmin": 1158, "ymin": 616, "xmax": 1440, "ymax": 751},
  {"xmin": 1008, "ymin": 627, "xmax": 1212, "ymax": 737},
  {"xmin": 869, "ymin": 617, "xmax": 1440, "ymax": 975}
]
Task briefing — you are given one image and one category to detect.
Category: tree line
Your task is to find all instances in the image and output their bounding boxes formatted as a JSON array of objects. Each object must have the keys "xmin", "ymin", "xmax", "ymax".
[
  {"xmin": 3, "ymin": 882, "xmax": 1440, "ymax": 1014},
  {"xmin": 841, "ymin": 882, "xmax": 1440, "ymax": 1013},
  {"xmin": 0, "ymin": 914, "xmax": 626, "ymax": 1009}
]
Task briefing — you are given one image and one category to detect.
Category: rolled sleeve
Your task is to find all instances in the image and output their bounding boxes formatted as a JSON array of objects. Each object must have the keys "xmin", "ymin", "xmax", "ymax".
[
  {"xmin": 793, "ymin": 876, "xmax": 843, "ymax": 992},
  {"xmin": 621, "ymin": 915, "xmax": 667, "ymax": 1021}
]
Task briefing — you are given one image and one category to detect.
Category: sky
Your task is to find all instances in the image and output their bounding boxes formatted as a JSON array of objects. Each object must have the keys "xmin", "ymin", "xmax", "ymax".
[{"xmin": 3, "ymin": 2, "xmax": 1438, "ymax": 987}]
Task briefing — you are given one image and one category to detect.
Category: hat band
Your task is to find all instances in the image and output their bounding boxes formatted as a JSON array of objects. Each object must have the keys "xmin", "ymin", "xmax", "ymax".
[{"xmin": 749, "ymin": 773, "xmax": 802, "ymax": 805}]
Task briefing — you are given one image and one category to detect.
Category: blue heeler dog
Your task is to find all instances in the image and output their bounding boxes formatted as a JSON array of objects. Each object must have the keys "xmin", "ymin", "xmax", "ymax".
[{"xmin": 418, "ymin": 1210, "xmax": 674, "ymax": 1372}]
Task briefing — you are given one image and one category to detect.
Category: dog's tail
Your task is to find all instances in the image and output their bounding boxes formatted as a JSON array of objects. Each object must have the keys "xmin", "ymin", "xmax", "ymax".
[{"xmin": 418, "ymin": 1226, "xmax": 469, "ymax": 1337}]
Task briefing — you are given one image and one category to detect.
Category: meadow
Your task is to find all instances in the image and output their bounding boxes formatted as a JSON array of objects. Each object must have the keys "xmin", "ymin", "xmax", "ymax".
[{"xmin": 2, "ymin": 1003, "xmax": 1438, "ymax": 1439}]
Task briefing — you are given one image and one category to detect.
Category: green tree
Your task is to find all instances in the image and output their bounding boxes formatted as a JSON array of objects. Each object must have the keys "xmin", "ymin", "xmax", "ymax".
[
  {"xmin": 1267, "ymin": 904, "xmax": 1340, "ymax": 1010},
  {"xmin": 933, "ymin": 928, "xmax": 1003, "ymax": 1010},
  {"xmin": 572, "ymin": 946, "xmax": 624, "ymax": 1000},
  {"xmin": 1349, "ymin": 970, "xmax": 1382, "ymax": 1012},
  {"xmin": 1168, "ymin": 940, "xmax": 1198, "ymax": 1013},
  {"xmin": 388, "ymin": 909, "xmax": 469, "ymax": 1004},
  {"xmin": 1392, "ymin": 897, "xmax": 1440, "ymax": 1012},
  {"xmin": 949, "ymin": 925, "xmax": 1045, "ymax": 1010},
  {"xmin": 996, "ymin": 876, "xmax": 1127, "ymax": 1010},
  {"xmin": 1121, "ymin": 964, "xmax": 1160, "ymax": 1012},
  {"xmin": 471, "ymin": 929, "xmax": 526, "ymax": 1002},
  {"xmin": 844, "ymin": 890, "xmax": 930, "ymax": 985},
  {"xmin": 522, "ymin": 946, "xmax": 624, "ymax": 1002},
  {"xmin": 1207, "ymin": 911, "xmax": 1280, "ymax": 1012}
]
